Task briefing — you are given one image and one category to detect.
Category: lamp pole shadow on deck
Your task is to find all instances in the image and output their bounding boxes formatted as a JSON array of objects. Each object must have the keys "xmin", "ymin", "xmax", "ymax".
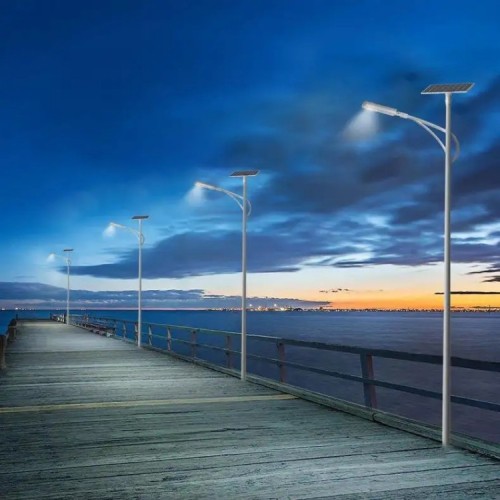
[
  {"xmin": 194, "ymin": 170, "xmax": 259, "ymax": 381},
  {"xmin": 362, "ymin": 82, "xmax": 475, "ymax": 447}
]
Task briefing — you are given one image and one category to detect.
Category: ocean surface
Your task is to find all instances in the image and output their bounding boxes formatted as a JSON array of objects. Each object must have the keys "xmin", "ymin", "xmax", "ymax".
[{"xmin": 3, "ymin": 309, "xmax": 499, "ymax": 444}]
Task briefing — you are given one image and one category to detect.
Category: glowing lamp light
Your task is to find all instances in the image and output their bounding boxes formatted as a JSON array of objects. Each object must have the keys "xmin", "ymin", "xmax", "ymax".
[
  {"xmin": 343, "ymin": 109, "xmax": 379, "ymax": 140},
  {"xmin": 103, "ymin": 224, "xmax": 117, "ymax": 237},
  {"xmin": 186, "ymin": 182, "xmax": 208, "ymax": 205}
]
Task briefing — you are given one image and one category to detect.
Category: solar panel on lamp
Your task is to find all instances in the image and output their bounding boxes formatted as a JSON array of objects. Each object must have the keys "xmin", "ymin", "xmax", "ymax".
[
  {"xmin": 422, "ymin": 83, "xmax": 474, "ymax": 94},
  {"xmin": 230, "ymin": 170, "xmax": 259, "ymax": 177}
]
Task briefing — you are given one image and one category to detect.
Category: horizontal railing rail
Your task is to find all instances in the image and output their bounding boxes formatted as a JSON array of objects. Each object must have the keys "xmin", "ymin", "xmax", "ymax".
[{"xmin": 69, "ymin": 314, "xmax": 500, "ymax": 415}]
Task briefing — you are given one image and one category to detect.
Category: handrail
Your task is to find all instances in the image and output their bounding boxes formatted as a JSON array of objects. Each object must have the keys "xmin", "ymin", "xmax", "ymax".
[
  {"xmin": 69, "ymin": 314, "xmax": 500, "ymax": 419},
  {"xmin": 71, "ymin": 314, "xmax": 500, "ymax": 374},
  {"xmin": 73, "ymin": 315, "xmax": 239, "ymax": 336},
  {"xmin": 252, "ymin": 335, "xmax": 500, "ymax": 372}
]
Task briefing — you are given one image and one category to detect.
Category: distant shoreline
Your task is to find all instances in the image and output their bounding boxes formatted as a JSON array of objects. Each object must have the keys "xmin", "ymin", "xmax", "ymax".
[{"xmin": 2, "ymin": 307, "xmax": 500, "ymax": 314}]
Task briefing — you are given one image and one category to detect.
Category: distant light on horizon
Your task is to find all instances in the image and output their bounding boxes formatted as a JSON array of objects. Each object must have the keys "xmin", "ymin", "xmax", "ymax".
[{"xmin": 342, "ymin": 110, "xmax": 379, "ymax": 140}]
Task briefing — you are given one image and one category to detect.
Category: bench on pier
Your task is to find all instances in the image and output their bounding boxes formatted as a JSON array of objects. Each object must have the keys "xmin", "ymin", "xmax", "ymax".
[{"xmin": 80, "ymin": 322, "xmax": 115, "ymax": 337}]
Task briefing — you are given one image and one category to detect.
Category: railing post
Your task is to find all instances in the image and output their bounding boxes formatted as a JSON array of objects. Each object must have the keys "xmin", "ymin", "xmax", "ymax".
[
  {"xmin": 191, "ymin": 329, "xmax": 197, "ymax": 359},
  {"xmin": 226, "ymin": 335, "xmax": 233, "ymax": 369},
  {"xmin": 360, "ymin": 353, "xmax": 377, "ymax": 409},
  {"xmin": 135, "ymin": 322, "xmax": 139, "ymax": 344},
  {"xmin": 148, "ymin": 325, "xmax": 152, "ymax": 346},
  {"xmin": 167, "ymin": 327, "xmax": 172, "ymax": 352},
  {"xmin": 278, "ymin": 341, "xmax": 286, "ymax": 383},
  {"xmin": 122, "ymin": 322, "xmax": 126, "ymax": 339}
]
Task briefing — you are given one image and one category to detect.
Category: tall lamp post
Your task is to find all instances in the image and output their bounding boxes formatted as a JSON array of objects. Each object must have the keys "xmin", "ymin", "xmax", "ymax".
[
  {"xmin": 49, "ymin": 248, "xmax": 74, "ymax": 325},
  {"xmin": 107, "ymin": 215, "xmax": 149, "ymax": 347},
  {"xmin": 195, "ymin": 170, "xmax": 259, "ymax": 381},
  {"xmin": 362, "ymin": 82, "xmax": 474, "ymax": 447}
]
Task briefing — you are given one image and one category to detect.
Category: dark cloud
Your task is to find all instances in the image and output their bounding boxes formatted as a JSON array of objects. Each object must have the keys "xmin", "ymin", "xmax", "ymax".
[
  {"xmin": 391, "ymin": 202, "xmax": 439, "ymax": 226},
  {"xmin": 453, "ymin": 241, "xmax": 500, "ymax": 264},
  {"xmin": 452, "ymin": 75, "xmax": 500, "ymax": 144},
  {"xmin": 70, "ymin": 206, "xmax": 499, "ymax": 280},
  {"xmin": 483, "ymin": 276, "xmax": 500, "ymax": 282},
  {"xmin": 360, "ymin": 155, "xmax": 407, "ymax": 184},
  {"xmin": 0, "ymin": 282, "xmax": 329, "ymax": 309},
  {"xmin": 72, "ymin": 228, "xmax": 356, "ymax": 279},
  {"xmin": 454, "ymin": 145, "xmax": 500, "ymax": 198},
  {"xmin": 468, "ymin": 263, "xmax": 500, "ymax": 284},
  {"xmin": 0, "ymin": 282, "xmax": 205, "ymax": 304},
  {"xmin": 468, "ymin": 265, "xmax": 500, "ymax": 275}
]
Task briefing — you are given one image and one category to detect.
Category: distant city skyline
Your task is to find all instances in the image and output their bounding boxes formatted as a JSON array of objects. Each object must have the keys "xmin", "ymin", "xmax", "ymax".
[{"xmin": 0, "ymin": 1, "xmax": 498, "ymax": 310}]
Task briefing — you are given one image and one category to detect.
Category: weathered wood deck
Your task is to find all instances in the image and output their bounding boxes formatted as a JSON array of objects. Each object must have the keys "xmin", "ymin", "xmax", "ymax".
[{"xmin": 1, "ymin": 321, "xmax": 499, "ymax": 499}]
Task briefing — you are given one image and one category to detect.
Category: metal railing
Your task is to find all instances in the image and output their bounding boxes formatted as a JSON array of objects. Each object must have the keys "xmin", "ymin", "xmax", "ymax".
[{"xmin": 69, "ymin": 314, "xmax": 500, "ymax": 416}]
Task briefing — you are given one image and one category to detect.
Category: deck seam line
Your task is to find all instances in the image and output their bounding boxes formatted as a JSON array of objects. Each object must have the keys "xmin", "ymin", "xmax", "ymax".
[
  {"xmin": 0, "ymin": 445, "xmax": 450, "ymax": 476},
  {"xmin": 0, "ymin": 394, "xmax": 297, "ymax": 413},
  {"xmin": 2, "ymin": 461, "xmax": 497, "ymax": 486}
]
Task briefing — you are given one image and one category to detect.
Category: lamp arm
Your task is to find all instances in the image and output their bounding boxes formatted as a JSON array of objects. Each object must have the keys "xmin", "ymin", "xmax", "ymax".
[
  {"xmin": 226, "ymin": 191, "xmax": 252, "ymax": 215},
  {"xmin": 407, "ymin": 115, "xmax": 461, "ymax": 162},
  {"xmin": 225, "ymin": 191, "xmax": 245, "ymax": 212},
  {"xmin": 112, "ymin": 222, "xmax": 141, "ymax": 241},
  {"xmin": 246, "ymin": 199, "xmax": 252, "ymax": 217},
  {"xmin": 197, "ymin": 182, "xmax": 251, "ymax": 214},
  {"xmin": 127, "ymin": 226, "xmax": 144, "ymax": 245}
]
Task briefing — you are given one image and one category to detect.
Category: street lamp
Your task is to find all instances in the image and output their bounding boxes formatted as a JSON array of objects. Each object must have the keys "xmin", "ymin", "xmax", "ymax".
[
  {"xmin": 107, "ymin": 215, "xmax": 149, "ymax": 347},
  {"xmin": 48, "ymin": 248, "xmax": 74, "ymax": 325},
  {"xmin": 362, "ymin": 82, "xmax": 474, "ymax": 447},
  {"xmin": 195, "ymin": 170, "xmax": 259, "ymax": 380}
]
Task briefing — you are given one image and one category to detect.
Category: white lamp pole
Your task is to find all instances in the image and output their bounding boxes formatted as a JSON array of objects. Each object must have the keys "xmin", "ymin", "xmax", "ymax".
[
  {"xmin": 64, "ymin": 249, "xmax": 73, "ymax": 325},
  {"xmin": 109, "ymin": 215, "xmax": 149, "ymax": 347},
  {"xmin": 362, "ymin": 82, "xmax": 474, "ymax": 447},
  {"xmin": 195, "ymin": 169, "xmax": 259, "ymax": 380},
  {"xmin": 241, "ymin": 174, "xmax": 248, "ymax": 379},
  {"xmin": 49, "ymin": 249, "xmax": 74, "ymax": 324}
]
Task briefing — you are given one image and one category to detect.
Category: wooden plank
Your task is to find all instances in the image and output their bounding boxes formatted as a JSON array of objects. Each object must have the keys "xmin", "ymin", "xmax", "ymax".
[
  {"xmin": 2, "ymin": 459, "xmax": 499, "ymax": 499},
  {"xmin": 2, "ymin": 446, "xmax": 494, "ymax": 484}
]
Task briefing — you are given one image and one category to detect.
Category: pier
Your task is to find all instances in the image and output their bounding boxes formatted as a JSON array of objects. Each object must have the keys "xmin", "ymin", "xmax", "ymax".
[{"xmin": 1, "ymin": 320, "xmax": 499, "ymax": 498}]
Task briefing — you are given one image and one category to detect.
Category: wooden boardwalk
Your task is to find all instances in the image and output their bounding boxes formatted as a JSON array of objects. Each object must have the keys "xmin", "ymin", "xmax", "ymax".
[{"xmin": 1, "ymin": 321, "xmax": 499, "ymax": 499}]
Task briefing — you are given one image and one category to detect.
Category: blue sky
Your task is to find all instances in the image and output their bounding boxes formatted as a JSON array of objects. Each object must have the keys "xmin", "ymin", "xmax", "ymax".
[{"xmin": 0, "ymin": 0, "xmax": 499, "ymax": 309}]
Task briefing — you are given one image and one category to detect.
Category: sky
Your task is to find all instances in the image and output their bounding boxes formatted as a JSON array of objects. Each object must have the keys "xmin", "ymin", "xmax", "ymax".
[{"xmin": 0, "ymin": 0, "xmax": 499, "ymax": 310}]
